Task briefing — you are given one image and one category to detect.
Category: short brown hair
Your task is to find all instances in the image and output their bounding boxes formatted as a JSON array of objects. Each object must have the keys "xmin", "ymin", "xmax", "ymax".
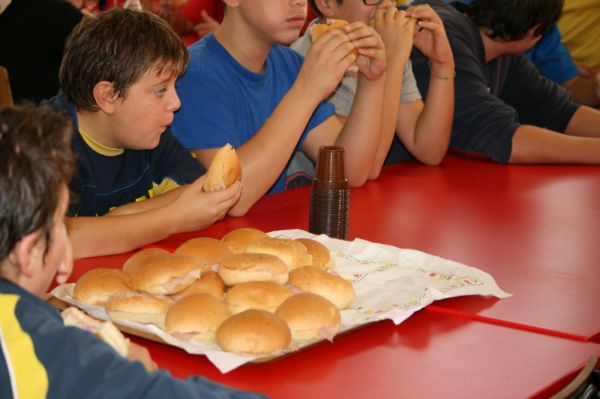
[
  {"xmin": 60, "ymin": 9, "xmax": 189, "ymax": 111},
  {"xmin": 0, "ymin": 104, "xmax": 74, "ymax": 261}
]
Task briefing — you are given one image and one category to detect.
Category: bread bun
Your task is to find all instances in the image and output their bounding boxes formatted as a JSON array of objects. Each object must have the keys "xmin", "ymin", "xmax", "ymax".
[
  {"xmin": 203, "ymin": 144, "xmax": 241, "ymax": 192},
  {"xmin": 73, "ymin": 268, "xmax": 132, "ymax": 305},
  {"xmin": 176, "ymin": 271, "xmax": 226, "ymax": 298},
  {"xmin": 221, "ymin": 227, "xmax": 267, "ymax": 254},
  {"xmin": 175, "ymin": 237, "xmax": 233, "ymax": 271},
  {"xmin": 310, "ymin": 19, "xmax": 358, "ymax": 57},
  {"xmin": 276, "ymin": 293, "xmax": 341, "ymax": 342},
  {"xmin": 105, "ymin": 292, "xmax": 172, "ymax": 329},
  {"xmin": 62, "ymin": 307, "xmax": 130, "ymax": 357},
  {"xmin": 288, "ymin": 266, "xmax": 355, "ymax": 309},
  {"xmin": 165, "ymin": 293, "xmax": 229, "ymax": 343},
  {"xmin": 226, "ymin": 281, "xmax": 293, "ymax": 314},
  {"xmin": 122, "ymin": 247, "xmax": 170, "ymax": 275},
  {"xmin": 245, "ymin": 236, "xmax": 312, "ymax": 270},
  {"xmin": 218, "ymin": 253, "xmax": 289, "ymax": 286},
  {"xmin": 216, "ymin": 309, "xmax": 291, "ymax": 355},
  {"xmin": 295, "ymin": 238, "xmax": 334, "ymax": 270},
  {"xmin": 130, "ymin": 253, "xmax": 203, "ymax": 295}
]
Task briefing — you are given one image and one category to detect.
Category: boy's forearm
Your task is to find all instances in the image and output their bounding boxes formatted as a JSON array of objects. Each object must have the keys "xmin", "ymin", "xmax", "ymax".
[
  {"xmin": 335, "ymin": 75, "xmax": 386, "ymax": 186},
  {"xmin": 66, "ymin": 211, "xmax": 177, "ymax": 259},
  {"xmin": 107, "ymin": 186, "xmax": 185, "ymax": 216},
  {"xmin": 410, "ymin": 62, "xmax": 454, "ymax": 165},
  {"xmin": 369, "ymin": 66, "xmax": 405, "ymax": 180},
  {"xmin": 227, "ymin": 84, "xmax": 322, "ymax": 216}
]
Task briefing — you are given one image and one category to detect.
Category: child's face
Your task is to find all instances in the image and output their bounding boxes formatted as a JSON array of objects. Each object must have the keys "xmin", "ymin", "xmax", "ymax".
[
  {"xmin": 239, "ymin": 0, "xmax": 308, "ymax": 45},
  {"xmin": 330, "ymin": 0, "xmax": 395, "ymax": 25},
  {"xmin": 111, "ymin": 67, "xmax": 181, "ymax": 150},
  {"xmin": 33, "ymin": 185, "xmax": 72, "ymax": 295}
]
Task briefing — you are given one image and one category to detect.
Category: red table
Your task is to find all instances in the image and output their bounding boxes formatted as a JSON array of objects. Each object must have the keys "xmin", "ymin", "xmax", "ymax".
[
  {"xmin": 69, "ymin": 154, "xmax": 600, "ymax": 396},
  {"xmin": 134, "ymin": 311, "xmax": 599, "ymax": 399}
]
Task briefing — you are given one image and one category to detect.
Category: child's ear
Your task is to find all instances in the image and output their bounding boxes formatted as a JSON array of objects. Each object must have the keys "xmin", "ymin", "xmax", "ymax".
[
  {"xmin": 314, "ymin": 0, "xmax": 337, "ymax": 19},
  {"xmin": 11, "ymin": 232, "xmax": 43, "ymax": 278},
  {"xmin": 92, "ymin": 81, "xmax": 118, "ymax": 115}
]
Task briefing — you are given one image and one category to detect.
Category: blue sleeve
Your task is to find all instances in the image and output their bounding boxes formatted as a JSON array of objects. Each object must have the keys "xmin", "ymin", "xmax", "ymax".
[
  {"xmin": 151, "ymin": 129, "xmax": 206, "ymax": 184},
  {"xmin": 172, "ymin": 69, "xmax": 240, "ymax": 150},
  {"xmin": 526, "ymin": 26, "xmax": 579, "ymax": 85}
]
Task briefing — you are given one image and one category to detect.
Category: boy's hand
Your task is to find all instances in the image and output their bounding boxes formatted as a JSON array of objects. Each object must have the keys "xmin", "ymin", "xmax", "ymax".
[
  {"xmin": 347, "ymin": 21, "xmax": 386, "ymax": 81},
  {"xmin": 171, "ymin": 176, "xmax": 242, "ymax": 231},
  {"xmin": 371, "ymin": 7, "xmax": 416, "ymax": 67},
  {"xmin": 406, "ymin": 5, "xmax": 454, "ymax": 68},
  {"xmin": 194, "ymin": 10, "xmax": 220, "ymax": 38},
  {"xmin": 298, "ymin": 29, "xmax": 358, "ymax": 101},
  {"xmin": 128, "ymin": 342, "xmax": 157, "ymax": 373}
]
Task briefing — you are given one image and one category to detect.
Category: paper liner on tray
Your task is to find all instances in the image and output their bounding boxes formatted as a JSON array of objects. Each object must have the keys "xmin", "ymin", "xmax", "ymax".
[{"xmin": 51, "ymin": 229, "xmax": 510, "ymax": 373}]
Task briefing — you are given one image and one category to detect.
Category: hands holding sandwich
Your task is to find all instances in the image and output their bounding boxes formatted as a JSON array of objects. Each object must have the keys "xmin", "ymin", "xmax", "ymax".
[{"xmin": 297, "ymin": 19, "xmax": 386, "ymax": 101}]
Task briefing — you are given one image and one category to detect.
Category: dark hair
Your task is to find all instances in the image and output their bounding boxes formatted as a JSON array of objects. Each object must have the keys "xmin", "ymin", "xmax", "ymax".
[
  {"xmin": 466, "ymin": 0, "xmax": 563, "ymax": 41},
  {"xmin": 59, "ymin": 9, "xmax": 189, "ymax": 111},
  {"xmin": 308, "ymin": 0, "xmax": 343, "ymax": 18},
  {"xmin": 0, "ymin": 104, "xmax": 74, "ymax": 261}
]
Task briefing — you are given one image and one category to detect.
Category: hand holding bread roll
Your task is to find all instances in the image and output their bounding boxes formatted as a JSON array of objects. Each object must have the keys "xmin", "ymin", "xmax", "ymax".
[
  {"xmin": 203, "ymin": 144, "xmax": 242, "ymax": 192},
  {"xmin": 310, "ymin": 19, "xmax": 358, "ymax": 57}
]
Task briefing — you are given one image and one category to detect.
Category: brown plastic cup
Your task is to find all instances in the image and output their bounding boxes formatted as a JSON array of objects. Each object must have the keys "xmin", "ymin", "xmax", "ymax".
[
  {"xmin": 309, "ymin": 146, "xmax": 350, "ymax": 240},
  {"xmin": 312, "ymin": 146, "xmax": 348, "ymax": 190}
]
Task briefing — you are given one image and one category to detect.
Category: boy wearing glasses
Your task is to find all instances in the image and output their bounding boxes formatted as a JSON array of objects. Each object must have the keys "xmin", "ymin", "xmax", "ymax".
[
  {"xmin": 293, "ymin": 0, "xmax": 454, "ymax": 169},
  {"xmin": 172, "ymin": 0, "xmax": 388, "ymax": 216}
]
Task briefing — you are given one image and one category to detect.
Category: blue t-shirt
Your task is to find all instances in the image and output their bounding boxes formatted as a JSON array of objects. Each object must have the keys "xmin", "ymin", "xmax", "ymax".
[
  {"xmin": 526, "ymin": 26, "xmax": 579, "ymax": 85},
  {"xmin": 172, "ymin": 33, "xmax": 335, "ymax": 194}
]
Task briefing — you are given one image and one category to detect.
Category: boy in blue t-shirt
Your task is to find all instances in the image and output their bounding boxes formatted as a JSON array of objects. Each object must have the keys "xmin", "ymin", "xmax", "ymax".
[
  {"xmin": 47, "ymin": 9, "xmax": 241, "ymax": 259},
  {"xmin": 172, "ymin": 0, "xmax": 388, "ymax": 216}
]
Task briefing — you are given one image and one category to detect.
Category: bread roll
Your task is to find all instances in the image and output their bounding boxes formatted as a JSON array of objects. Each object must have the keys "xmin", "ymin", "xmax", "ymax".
[
  {"xmin": 105, "ymin": 292, "xmax": 172, "ymax": 329},
  {"xmin": 176, "ymin": 271, "xmax": 226, "ymax": 299},
  {"xmin": 62, "ymin": 307, "xmax": 130, "ymax": 357},
  {"xmin": 122, "ymin": 247, "xmax": 170, "ymax": 276},
  {"xmin": 221, "ymin": 227, "xmax": 267, "ymax": 254},
  {"xmin": 203, "ymin": 144, "xmax": 241, "ymax": 192},
  {"xmin": 288, "ymin": 266, "xmax": 355, "ymax": 309},
  {"xmin": 175, "ymin": 237, "xmax": 233, "ymax": 272},
  {"xmin": 130, "ymin": 253, "xmax": 203, "ymax": 295},
  {"xmin": 165, "ymin": 293, "xmax": 229, "ymax": 343},
  {"xmin": 276, "ymin": 293, "xmax": 341, "ymax": 342},
  {"xmin": 73, "ymin": 268, "xmax": 132, "ymax": 306},
  {"xmin": 218, "ymin": 253, "xmax": 289, "ymax": 286},
  {"xmin": 296, "ymin": 238, "xmax": 334, "ymax": 270},
  {"xmin": 226, "ymin": 281, "xmax": 293, "ymax": 314},
  {"xmin": 310, "ymin": 19, "xmax": 358, "ymax": 57},
  {"xmin": 245, "ymin": 236, "xmax": 312, "ymax": 270},
  {"xmin": 216, "ymin": 309, "xmax": 291, "ymax": 355}
]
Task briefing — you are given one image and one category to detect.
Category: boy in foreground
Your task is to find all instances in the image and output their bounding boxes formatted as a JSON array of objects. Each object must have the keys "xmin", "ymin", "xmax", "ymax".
[{"xmin": 0, "ymin": 104, "xmax": 264, "ymax": 399}]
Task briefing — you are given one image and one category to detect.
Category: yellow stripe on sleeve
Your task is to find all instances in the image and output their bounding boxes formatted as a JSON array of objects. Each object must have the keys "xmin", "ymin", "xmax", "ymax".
[{"xmin": 0, "ymin": 294, "xmax": 48, "ymax": 399}]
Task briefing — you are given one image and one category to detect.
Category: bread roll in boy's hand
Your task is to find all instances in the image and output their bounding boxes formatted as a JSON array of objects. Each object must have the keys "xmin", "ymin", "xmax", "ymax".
[
  {"xmin": 310, "ymin": 19, "xmax": 358, "ymax": 57},
  {"xmin": 202, "ymin": 144, "xmax": 242, "ymax": 192}
]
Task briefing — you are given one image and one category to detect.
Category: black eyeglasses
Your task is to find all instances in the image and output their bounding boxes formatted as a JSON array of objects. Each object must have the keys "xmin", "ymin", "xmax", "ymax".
[{"xmin": 363, "ymin": 0, "xmax": 387, "ymax": 5}]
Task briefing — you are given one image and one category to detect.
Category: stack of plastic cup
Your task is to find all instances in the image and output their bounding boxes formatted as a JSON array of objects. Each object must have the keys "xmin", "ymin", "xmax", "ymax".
[{"xmin": 309, "ymin": 146, "xmax": 350, "ymax": 240}]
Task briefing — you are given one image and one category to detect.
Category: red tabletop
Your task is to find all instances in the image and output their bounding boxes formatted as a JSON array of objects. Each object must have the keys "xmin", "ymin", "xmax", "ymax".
[
  {"xmin": 133, "ymin": 310, "xmax": 599, "ymax": 399},
  {"xmin": 66, "ymin": 153, "xmax": 600, "ymax": 396}
]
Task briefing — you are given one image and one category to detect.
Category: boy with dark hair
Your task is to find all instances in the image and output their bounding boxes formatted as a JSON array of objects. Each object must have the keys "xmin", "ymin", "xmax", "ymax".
[
  {"xmin": 0, "ymin": 104, "xmax": 264, "ymax": 399},
  {"xmin": 410, "ymin": 0, "xmax": 600, "ymax": 164},
  {"xmin": 172, "ymin": 0, "xmax": 388, "ymax": 216},
  {"xmin": 294, "ymin": 0, "xmax": 454, "ymax": 169},
  {"xmin": 46, "ymin": 9, "xmax": 241, "ymax": 259}
]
